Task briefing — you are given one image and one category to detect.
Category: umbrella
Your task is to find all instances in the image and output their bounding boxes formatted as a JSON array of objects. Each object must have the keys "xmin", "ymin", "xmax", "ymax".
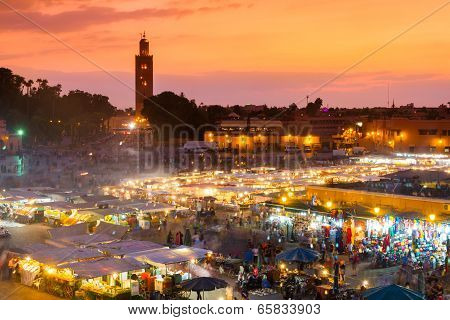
[
  {"xmin": 276, "ymin": 247, "xmax": 320, "ymax": 263},
  {"xmin": 363, "ymin": 284, "xmax": 425, "ymax": 300},
  {"xmin": 181, "ymin": 277, "xmax": 228, "ymax": 299}
]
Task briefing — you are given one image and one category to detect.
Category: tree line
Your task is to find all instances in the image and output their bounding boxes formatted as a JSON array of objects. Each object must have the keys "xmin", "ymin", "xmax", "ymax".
[{"xmin": 0, "ymin": 67, "xmax": 116, "ymax": 145}]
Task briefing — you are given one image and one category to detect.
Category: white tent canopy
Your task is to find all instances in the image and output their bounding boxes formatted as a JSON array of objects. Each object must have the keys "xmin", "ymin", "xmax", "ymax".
[{"xmin": 126, "ymin": 246, "xmax": 211, "ymax": 268}]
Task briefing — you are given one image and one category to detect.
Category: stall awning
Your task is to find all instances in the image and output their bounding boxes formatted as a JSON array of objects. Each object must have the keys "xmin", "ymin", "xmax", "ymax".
[
  {"xmin": 48, "ymin": 221, "xmax": 127, "ymax": 246},
  {"xmin": 45, "ymin": 201, "xmax": 96, "ymax": 211},
  {"xmin": 127, "ymin": 246, "xmax": 211, "ymax": 267},
  {"xmin": 94, "ymin": 240, "xmax": 164, "ymax": 256},
  {"xmin": 65, "ymin": 257, "xmax": 145, "ymax": 279},
  {"xmin": 48, "ymin": 223, "xmax": 89, "ymax": 240},
  {"xmin": 82, "ymin": 207, "xmax": 133, "ymax": 217},
  {"xmin": 130, "ymin": 202, "xmax": 175, "ymax": 213},
  {"xmin": 30, "ymin": 247, "xmax": 103, "ymax": 266}
]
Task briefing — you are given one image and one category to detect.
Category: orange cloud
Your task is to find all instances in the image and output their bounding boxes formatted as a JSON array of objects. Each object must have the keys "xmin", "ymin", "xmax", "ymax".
[{"xmin": 0, "ymin": 2, "xmax": 245, "ymax": 32}]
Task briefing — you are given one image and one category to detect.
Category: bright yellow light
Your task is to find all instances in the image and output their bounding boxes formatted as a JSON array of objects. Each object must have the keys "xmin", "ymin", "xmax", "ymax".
[
  {"xmin": 280, "ymin": 263, "xmax": 286, "ymax": 269},
  {"xmin": 25, "ymin": 256, "xmax": 31, "ymax": 261},
  {"xmin": 45, "ymin": 267, "xmax": 56, "ymax": 275},
  {"xmin": 374, "ymin": 207, "xmax": 380, "ymax": 214},
  {"xmin": 128, "ymin": 122, "xmax": 136, "ymax": 129},
  {"xmin": 429, "ymin": 214, "xmax": 436, "ymax": 221},
  {"xmin": 112, "ymin": 273, "xmax": 118, "ymax": 279},
  {"xmin": 326, "ymin": 201, "xmax": 332, "ymax": 208},
  {"xmin": 281, "ymin": 196, "xmax": 287, "ymax": 203},
  {"xmin": 362, "ymin": 280, "xmax": 369, "ymax": 287}
]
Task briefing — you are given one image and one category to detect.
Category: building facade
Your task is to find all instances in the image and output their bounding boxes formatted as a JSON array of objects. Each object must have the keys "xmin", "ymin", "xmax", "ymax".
[
  {"xmin": 361, "ymin": 118, "xmax": 450, "ymax": 154},
  {"xmin": 204, "ymin": 119, "xmax": 320, "ymax": 154},
  {"xmin": 0, "ymin": 119, "xmax": 24, "ymax": 178}
]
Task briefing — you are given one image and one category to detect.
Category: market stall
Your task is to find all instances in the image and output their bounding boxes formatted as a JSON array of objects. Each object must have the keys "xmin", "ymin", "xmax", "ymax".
[
  {"xmin": 130, "ymin": 202, "xmax": 176, "ymax": 229},
  {"xmin": 362, "ymin": 215, "xmax": 448, "ymax": 270},
  {"xmin": 65, "ymin": 257, "xmax": 146, "ymax": 299},
  {"xmin": 43, "ymin": 202, "xmax": 97, "ymax": 227},
  {"xmin": 126, "ymin": 246, "xmax": 212, "ymax": 295},
  {"xmin": 14, "ymin": 247, "xmax": 105, "ymax": 298},
  {"xmin": 13, "ymin": 206, "xmax": 45, "ymax": 224}
]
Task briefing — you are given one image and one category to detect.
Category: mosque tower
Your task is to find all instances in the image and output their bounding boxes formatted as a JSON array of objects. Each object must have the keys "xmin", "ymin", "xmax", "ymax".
[{"xmin": 135, "ymin": 32, "xmax": 153, "ymax": 115}]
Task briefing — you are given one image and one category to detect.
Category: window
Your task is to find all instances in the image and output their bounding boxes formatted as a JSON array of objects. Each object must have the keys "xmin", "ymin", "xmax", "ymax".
[
  {"xmin": 442, "ymin": 130, "xmax": 447, "ymax": 136},
  {"xmin": 445, "ymin": 146, "xmax": 450, "ymax": 153},
  {"xmin": 409, "ymin": 146, "xmax": 415, "ymax": 153},
  {"xmin": 429, "ymin": 146, "xmax": 436, "ymax": 153},
  {"xmin": 418, "ymin": 129, "xmax": 427, "ymax": 135},
  {"xmin": 429, "ymin": 129, "xmax": 438, "ymax": 135},
  {"xmin": 141, "ymin": 63, "xmax": 147, "ymax": 70}
]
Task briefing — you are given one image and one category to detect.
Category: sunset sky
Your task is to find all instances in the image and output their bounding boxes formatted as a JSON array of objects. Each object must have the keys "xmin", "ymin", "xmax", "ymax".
[{"xmin": 0, "ymin": 0, "xmax": 449, "ymax": 109}]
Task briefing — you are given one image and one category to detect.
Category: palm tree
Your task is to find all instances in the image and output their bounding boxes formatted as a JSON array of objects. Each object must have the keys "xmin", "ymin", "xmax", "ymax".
[{"xmin": 25, "ymin": 79, "xmax": 34, "ymax": 96}]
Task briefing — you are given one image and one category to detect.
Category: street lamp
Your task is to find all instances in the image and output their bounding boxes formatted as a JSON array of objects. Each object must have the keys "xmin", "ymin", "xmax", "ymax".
[
  {"xmin": 17, "ymin": 129, "xmax": 24, "ymax": 136},
  {"xmin": 128, "ymin": 122, "xmax": 136, "ymax": 130}
]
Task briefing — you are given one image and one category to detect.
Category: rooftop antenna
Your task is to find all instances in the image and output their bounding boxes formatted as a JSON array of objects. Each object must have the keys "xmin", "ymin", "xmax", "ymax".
[{"xmin": 387, "ymin": 82, "xmax": 390, "ymax": 108}]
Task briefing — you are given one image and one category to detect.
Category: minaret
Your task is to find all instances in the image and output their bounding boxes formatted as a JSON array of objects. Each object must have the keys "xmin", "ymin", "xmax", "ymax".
[{"xmin": 135, "ymin": 32, "xmax": 153, "ymax": 115}]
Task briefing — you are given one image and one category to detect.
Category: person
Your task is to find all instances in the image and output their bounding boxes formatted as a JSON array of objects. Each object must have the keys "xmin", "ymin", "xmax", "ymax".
[
  {"xmin": 252, "ymin": 247, "xmax": 259, "ymax": 264},
  {"xmin": 167, "ymin": 230, "xmax": 174, "ymax": 245},
  {"xmin": 351, "ymin": 250, "xmax": 359, "ymax": 276},
  {"xmin": 321, "ymin": 240, "xmax": 327, "ymax": 261},
  {"xmin": 196, "ymin": 290, "xmax": 202, "ymax": 300},
  {"xmin": 261, "ymin": 274, "xmax": 271, "ymax": 288},
  {"xmin": 333, "ymin": 260, "xmax": 339, "ymax": 293},
  {"xmin": 179, "ymin": 232, "xmax": 184, "ymax": 246},
  {"xmin": 339, "ymin": 260, "xmax": 346, "ymax": 282}
]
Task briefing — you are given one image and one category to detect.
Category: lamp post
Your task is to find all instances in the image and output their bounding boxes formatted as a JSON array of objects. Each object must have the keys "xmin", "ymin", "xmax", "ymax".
[{"xmin": 128, "ymin": 122, "xmax": 139, "ymax": 174}]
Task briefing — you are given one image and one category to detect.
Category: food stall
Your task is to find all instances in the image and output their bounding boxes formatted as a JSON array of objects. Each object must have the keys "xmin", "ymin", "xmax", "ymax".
[
  {"xmin": 65, "ymin": 257, "xmax": 147, "ymax": 299},
  {"xmin": 15, "ymin": 247, "xmax": 105, "ymax": 298},
  {"xmin": 127, "ymin": 246, "xmax": 212, "ymax": 295},
  {"xmin": 43, "ymin": 202, "xmax": 97, "ymax": 227},
  {"xmin": 131, "ymin": 202, "xmax": 176, "ymax": 229},
  {"xmin": 13, "ymin": 206, "xmax": 45, "ymax": 224}
]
